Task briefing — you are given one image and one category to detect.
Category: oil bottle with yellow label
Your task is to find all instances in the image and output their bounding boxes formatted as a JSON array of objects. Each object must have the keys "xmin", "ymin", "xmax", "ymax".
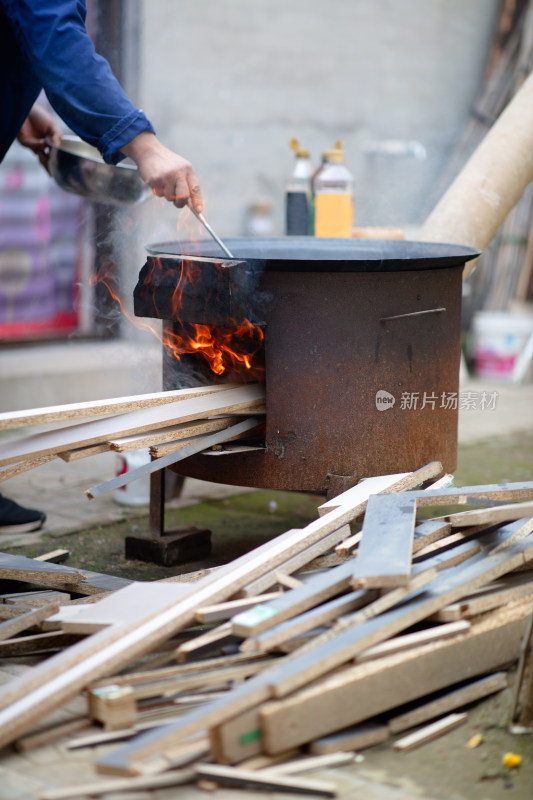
[{"xmin": 311, "ymin": 141, "xmax": 354, "ymax": 238}]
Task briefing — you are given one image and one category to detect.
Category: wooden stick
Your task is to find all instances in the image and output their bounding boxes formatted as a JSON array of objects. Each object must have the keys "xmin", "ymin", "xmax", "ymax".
[
  {"xmin": 0, "ymin": 454, "xmax": 56, "ymax": 481},
  {"xmin": 355, "ymin": 620, "xmax": 471, "ymax": 663},
  {"xmin": 440, "ymin": 502, "xmax": 533, "ymax": 528},
  {"xmin": 0, "ymin": 602, "xmax": 59, "ymax": 642},
  {"xmin": 109, "ymin": 416, "xmax": 237, "ymax": 452},
  {"xmin": 196, "ymin": 593, "xmax": 282, "ymax": 624}
]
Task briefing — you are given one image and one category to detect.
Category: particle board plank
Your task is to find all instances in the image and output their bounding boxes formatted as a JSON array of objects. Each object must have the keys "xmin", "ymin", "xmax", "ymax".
[
  {"xmin": 0, "ymin": 631, "xmax": 83, "ymax": 657},
  {"xmin": 109, "ymin": 416, "xmax": 238, "ymax": 452},
  {"xmin": 58, "ymin": 443, "xmax": 111, "ymax": 462},
  {"xmin": 0, "ymin": 604, "xmax": 36, "ymax": 620},
  {"xmin": 240, "ymin": 589, "xmax": 373, "ymax": 654},
  {"xmin": 258, "ymin": 600, "xmax": 532, "ymax": 754},
  {"xmin": 355, "ymin": 620, "xmax": 471, "ymax": 663},
  {"xmin": 335, "ymin": 464, "xmax": 447, "ymax": 554},
  {"xmin": 309, "ymin": 722, "xmax": 390, "ymax": 755},
  {"xmin": 0, "ymin": 384, "xmax": 265, "ymax": 467},
  {"xmin": 98, "ymin": 532, "xmax": 527, "ymax": 775},
  {"xmin": 193, "ymin": 763, "xmax": 336, "ymax": 797},
  {"xmin": 0, "ymin": 454, "xmax": 56, "ymax": 481},
  {"xmin": 318, "ymin": 473, "xmax": 411, "ymax": 516},
  {"xmin": 440, "ymin": 502, "xmax": 533, "ymax": 528},
  {"xmin": 86, "ymin": 417, "xmax": 261, "ymax": 499},
  {"xmin": 0, "ymin": 384, "xmax": 234, "ymax": 431},
  {"xmin": 39, "ymin": 768, "xmax": 195, "ymax": 800},
  {"xmin": 411, "ymin": 481, "xmax": 533, "ymax": 507},
  {"xmin": 388, "ymin": 671, "xmax": 508, "ymax": 734},
  {"xmin": 393, "ymin": 712, "xmax": 468, "ymax": 752},
  {"xmin": 0, "ymin": 602, "xmax": 59, "ymax": 641},
  {"xmin": 412, "ymin": 520, "xmax": 453, "ymax": 554},
  {"xmin": 196, "ymin": 593, "xmax": 283, "ymax": 624},
  {"xmin": 0, "ymin": 481, "xmax": 389, "ymax": 754},
  {"xmin": 266, "ymin": 534, "xmax": 533, "ymax": 703},
  {"xmin": 267, "ymin": 751, "xmax": 356, "ymax": 774},
  {"xmin": 175, "ymin": 622, "xmax": 235, "ymax": 662},
  {"xmin": 351, "ymin": 493, "xmax": 417, "ymax": 588},
  {"xmin": 240, "ymin": 526, "xmax": 351, "ymax": 598},
  {"xmin": 0, "ymin": 552, "xmax": 85, "ymax": 587},
  {"xmin": 433, "ymin": 572, "xmax": 533, "ymax": 622}
]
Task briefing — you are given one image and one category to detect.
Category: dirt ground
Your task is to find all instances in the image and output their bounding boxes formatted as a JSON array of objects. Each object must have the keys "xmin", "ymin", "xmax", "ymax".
[{"xmin": 1, "ymin": 431, "xmax": 532, "ymax": 799}]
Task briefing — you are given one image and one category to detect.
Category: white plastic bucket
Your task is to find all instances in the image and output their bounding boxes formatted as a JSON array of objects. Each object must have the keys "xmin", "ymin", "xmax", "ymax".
[
  {"xmin": 472, "ymin": 311, "xmax": 533, "ymax": 380},
  {"xmin": 113, "ymin": 448, "xmax": 151, "ymax": 506}
]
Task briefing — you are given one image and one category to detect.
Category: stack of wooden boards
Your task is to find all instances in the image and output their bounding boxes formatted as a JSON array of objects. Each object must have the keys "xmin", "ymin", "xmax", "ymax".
[
  {"xmin": 0, "ymin": 383, "xmax": 266, "ymax": 497},
  {"xmin": 0, "ymin": 463, "xmax": 532, "ymax": 797}
]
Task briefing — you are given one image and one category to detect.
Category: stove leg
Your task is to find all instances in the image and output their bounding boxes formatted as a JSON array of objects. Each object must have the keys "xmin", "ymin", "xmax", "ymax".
[
  {"xmin": 326, "ymin": 473, "xmax": 358, "ymax": 501},
  {"xmin": 124, "ymin": 465, "xmax": 212, "ymax": 566}
]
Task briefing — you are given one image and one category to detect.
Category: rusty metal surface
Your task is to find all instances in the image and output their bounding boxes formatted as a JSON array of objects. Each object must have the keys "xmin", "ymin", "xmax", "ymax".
[{"xmin": 172, "ymin": 266, "xmax": 463, "ymax": 493}]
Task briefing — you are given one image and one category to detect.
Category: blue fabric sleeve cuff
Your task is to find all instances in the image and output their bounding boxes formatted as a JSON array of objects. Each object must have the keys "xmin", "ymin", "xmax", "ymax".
[{"xmin": 99, "ymin": 110, "xmax": 156, "ymax": 164}]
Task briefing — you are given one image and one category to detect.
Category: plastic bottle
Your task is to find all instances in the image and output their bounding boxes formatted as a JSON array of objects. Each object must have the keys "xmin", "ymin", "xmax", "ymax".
[
  {"xmin": 312, "ymin": 141, "xmax": 354, "ymax": 238},
  {"xmin": 285, "ymin": 138, "xmax": 312, "ymax": 236}
]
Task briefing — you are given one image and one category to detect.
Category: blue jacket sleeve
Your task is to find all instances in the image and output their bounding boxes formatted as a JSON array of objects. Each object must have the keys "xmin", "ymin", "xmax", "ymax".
[{"xmin": 1, "ymin": 0, "xmax": 155, "ymax": 163}]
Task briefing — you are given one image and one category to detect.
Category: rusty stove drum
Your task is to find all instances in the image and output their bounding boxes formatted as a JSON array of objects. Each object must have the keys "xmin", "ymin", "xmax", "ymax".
[{"xmin": 134, "ymin": 237, "xmax": 479, "ymax": 494}]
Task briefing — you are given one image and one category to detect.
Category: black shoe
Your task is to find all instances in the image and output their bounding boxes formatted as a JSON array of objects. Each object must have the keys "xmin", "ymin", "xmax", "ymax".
[{"xmin": 0, "ymin": 494, "xmax": 46, "ymax": 534}]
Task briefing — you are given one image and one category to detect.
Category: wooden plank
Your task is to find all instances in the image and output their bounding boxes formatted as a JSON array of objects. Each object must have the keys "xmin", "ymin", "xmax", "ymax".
[
  {"xmin": 433, "ymin": 573, "xmax": 533, "ymax": 622},
  {"xmin": 388, "ymin": 671, "xmax": 508, "ymax": 734},
  {"xmin": 355, "ymin": 620, "xmax": 471, "ymax": 663},
  {"xmin": 193, "ymin": 763, "xmax": 337, "ymax": 797},
  {"xmin": 0, "ymin": 602, "xmax": 59, "ymax": 641},
  {"xmin": 0, "ymin": 552, "xmax": 85, "ymax": 587},
  {"xmin": 335, "ymin": 464, "xmax": 448, "ymax": 554},
  {"xmin": 109, "ymin": 416, "xmax": 237, "ymax": 452},
  {"xmin": 39, "ymin": 769, "xmax": 195, "ymax": 800},
  {"xmin": 0, "ymin": 384, "xmax": 233, "ymax": 431},
  {"xmin": 270, "ymin": 751, "xmax": 356, "ymax": 774},
  {"xmin": 351, "ymin": 493, "xmax": 417, "ymax": 588},
  {"xmin": 309, "ymin": 722, "xmax": 389, "ymax": 755},
  {"xmin": 196, "ymin": 593, "xmax": 283, "ymax": 624},
  {"xmin": 240, "ymin": 589, "xmax": 373, "ymax": 654},
  {"xmin": 59, "ymin": 443, "xmax": 111, "ymax": 462},
  {"xmin": 94, "ymin": 511, "xmax": 533, "ymax": 775},
  {"xmin": 0, "ymin": 454, "xmax": 55, "ymax": 481},
  {"xmin": 412, "ymin": 520, "xmax": 453, "ymax": 554},
  {"xmin": 240, "ymin": 526, "xmax": 352, "ymax": 598},
  {"xmin": 34, "ymin": 549, "xmax": 70, "ymax": 563},
  {"xmin": 267, "ymin": 536, "xmax": 533, "ymax": 703},
  {"xmin": 176, "ymin": 622, "xmax": 235, "ymax": 662},
  {"xmin": 86, "ymin": 417, "xmax": 260, "ymax": 499},
  {"xmin": 0, "ymin": 631, "xmax": 83, "ymax": 657},
  {"xmin": 0, "ymin": 384, "xmax": 265, "ymax": 467},
  {"xmin": 318, "ymin": 473, "xmax": 410, "ymax": 516},
  {"xmin": 258, "ymin": 600, "xmax": 532, "ymax": 754},
  {"xmin": 393, "ymin": 712, "xmax": 468, "ymax": 752},
  {"xmin": 441, "ymin": 502, "xmax": 533, "ymax": 528}
]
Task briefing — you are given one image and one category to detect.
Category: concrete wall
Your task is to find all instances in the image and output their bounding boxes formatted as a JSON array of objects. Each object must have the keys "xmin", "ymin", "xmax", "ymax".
[{"xmin": 132, "ymin": 0, "xmax": 499, "ymax": 241}]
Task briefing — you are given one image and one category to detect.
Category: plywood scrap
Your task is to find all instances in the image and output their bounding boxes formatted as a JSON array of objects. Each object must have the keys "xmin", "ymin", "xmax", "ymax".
[
  {"xmin": 393, "ymin": 712, "xmax": 468, "ymax": 752},
  {"xmin": 193, "ymin": 763, "xmax": 337, "ymax": 797},
  {"xmin": 388, "ymin": 671, "xmax": 507, "ymax": 734}
]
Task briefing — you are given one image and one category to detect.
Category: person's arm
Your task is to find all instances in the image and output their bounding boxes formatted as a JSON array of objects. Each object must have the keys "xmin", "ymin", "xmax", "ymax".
[
  {"xmin": 121, "ymin": 132, "xmax": 203, "ymax": 211},
  {"xmin": 17, "ymin": 103, "xmax": 62, "ymax": 173},
  {"xmin": 4, "ymin": 0, "xmax": 203, "ymax": 210}
]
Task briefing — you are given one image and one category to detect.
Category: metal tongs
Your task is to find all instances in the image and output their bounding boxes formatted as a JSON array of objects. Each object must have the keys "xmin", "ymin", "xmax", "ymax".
[{"xmin": 189, "ymin": 205, "xmax": 234, "ymax": 259}]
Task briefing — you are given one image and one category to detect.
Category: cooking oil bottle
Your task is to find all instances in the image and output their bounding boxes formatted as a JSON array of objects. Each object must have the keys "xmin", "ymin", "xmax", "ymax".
[
  {"xmin": 311, "ymin": 141, "xmax": 354, "ymax": 238},
  {"xmin": 285, "ymin": 138, "xmax": 312, "ymax": 236}
]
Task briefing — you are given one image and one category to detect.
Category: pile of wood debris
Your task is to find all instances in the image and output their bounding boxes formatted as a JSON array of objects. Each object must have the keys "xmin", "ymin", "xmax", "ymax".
[{"xmin": 0, "ymin": 435, "xmax": 531, "ymax": 796}]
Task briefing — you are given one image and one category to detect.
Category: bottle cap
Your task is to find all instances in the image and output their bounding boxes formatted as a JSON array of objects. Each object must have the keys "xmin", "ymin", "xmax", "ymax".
[{"xmin": 289, "ymin": 137, "xmax": 310, "ymax": 159}]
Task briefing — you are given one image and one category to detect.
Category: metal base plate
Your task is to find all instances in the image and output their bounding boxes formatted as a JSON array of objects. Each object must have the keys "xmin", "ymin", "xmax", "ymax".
[{"xmin": 125, "ymin": 526, "xmax": 212, "ymax": 567}]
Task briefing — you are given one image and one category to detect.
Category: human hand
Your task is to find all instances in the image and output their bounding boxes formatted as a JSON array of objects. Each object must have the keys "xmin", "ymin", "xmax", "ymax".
[
  {"xmin": 17, "ymin": 104, "xmax": 62, "ymax": 173},
  {"xmin": 121, "ymin": 132, "xmax": 203, "ymax": 213}
]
